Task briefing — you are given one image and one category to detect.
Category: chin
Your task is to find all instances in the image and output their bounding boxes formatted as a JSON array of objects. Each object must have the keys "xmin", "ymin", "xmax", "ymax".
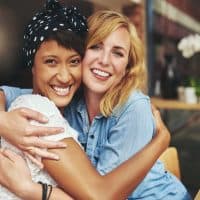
[
  {"xmin": 89, "ymin": 86, "xmax": 108, "ymax": 95},
  {"xmin": 48, "ymin": 96, "xmax": 70, "ymax": 109}
]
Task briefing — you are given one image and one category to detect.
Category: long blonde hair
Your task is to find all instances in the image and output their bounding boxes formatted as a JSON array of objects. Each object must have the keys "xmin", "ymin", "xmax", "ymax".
[{"xmin": 87, "ymin": 10, "xmax": 147, "ymax": 116}]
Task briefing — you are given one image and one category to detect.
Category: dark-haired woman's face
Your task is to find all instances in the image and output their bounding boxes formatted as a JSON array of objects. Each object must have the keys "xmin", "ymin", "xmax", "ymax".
[{"xmin": 32, "ymin": 40, "xmax": 82, "ymax": 112}]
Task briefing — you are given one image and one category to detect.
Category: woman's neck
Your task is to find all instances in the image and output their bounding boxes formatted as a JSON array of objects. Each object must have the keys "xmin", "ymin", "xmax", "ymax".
[{"xmin": 84, "ymin": 90, "xmax": 103, "ymax": 124}]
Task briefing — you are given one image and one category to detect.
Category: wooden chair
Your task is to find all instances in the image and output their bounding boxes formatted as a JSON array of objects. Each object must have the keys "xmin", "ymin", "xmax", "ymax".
[
  {"xmin": 194, "ymin": 190, "xmax": 200, "ymax": 200},
  {"xmin": 159, "ymin": 147, "xmax": 181, "ymax": 180}
]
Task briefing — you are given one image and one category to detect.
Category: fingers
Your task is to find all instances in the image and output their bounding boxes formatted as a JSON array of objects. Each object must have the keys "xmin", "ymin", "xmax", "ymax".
[
  {"xmin": 24, "ymin": 152, "xmax": 44, "ymax": 169},
  {"xmin": 24, "ymin": 146, "xmax": 60, "ymax": 160},
  {"xmin": 0, "ymin": 149, "xmax": 9, "ymax": 162},
  {"xmin": 19, "ymin": 107, "xmax": 48, "ymax": 123},
  {"xmin": 27, "ymin": 125, "xmax": 64, "ymax": 137},
  {"xmin": 151, "ymin": 104, "xmax": 162, "ymax": 125},
  {"xmin": 151, "ymin": 103, "xmax": 171, "ymax": 145},
  {"xmin": 151, "ymin": 104, "xmax": 160, "ymax": 117},
  {"xmin": 22, "ymin": 136, "xmax": 67, "ymax": 149},
  {"xmin": 0, "ymin": 148, "xmax": 18, "ymax": 162},
  {"xmin": 151, "ymin": 104, "xmax": 156, "ymax": 113}
]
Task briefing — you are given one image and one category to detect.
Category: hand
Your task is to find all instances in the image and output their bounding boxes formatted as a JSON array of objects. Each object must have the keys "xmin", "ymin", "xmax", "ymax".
[
  {"xmin": 151, "ymin": 105, "xmax": 171, "ymax": 149},
  {"xmin": 0, "ymin": 149, "xmax": 75, "ymax": 200},
  {"xmin": 0, "ymin": 108, "xmax": 66, "ymax": 160},
  {"xmin": 0, "ymin": 148, "xmax": 34, "ymax": 197}
]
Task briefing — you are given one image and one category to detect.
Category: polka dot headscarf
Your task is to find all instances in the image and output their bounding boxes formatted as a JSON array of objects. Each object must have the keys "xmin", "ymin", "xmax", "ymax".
[{"xmin": 23, "ymin": 0, "xmax": 88, "ymax": 67}]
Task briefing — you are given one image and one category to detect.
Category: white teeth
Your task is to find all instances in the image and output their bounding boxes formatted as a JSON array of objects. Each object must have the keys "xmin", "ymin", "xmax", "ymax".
[
  {"xmin": 92, "ymin": 69, "xmax": 110, "ymax": 77},
  {"xmin": 52, "ymin": 86, "xmax": 70, "ymax": 96}
]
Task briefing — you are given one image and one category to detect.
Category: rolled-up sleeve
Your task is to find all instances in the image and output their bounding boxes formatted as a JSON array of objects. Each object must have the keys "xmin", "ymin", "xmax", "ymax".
[{"xmin": 96, "ymin": 98, "xmax": 155, "ymax": 175}]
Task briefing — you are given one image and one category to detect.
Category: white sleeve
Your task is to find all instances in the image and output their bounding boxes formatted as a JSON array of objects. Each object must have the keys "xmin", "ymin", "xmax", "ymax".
[{"xmin": 8, "ymin": 94, "xmax": 79, "ymax": 142}]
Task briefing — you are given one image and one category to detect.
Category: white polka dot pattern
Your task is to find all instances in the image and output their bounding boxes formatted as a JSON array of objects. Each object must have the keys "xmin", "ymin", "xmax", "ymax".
[{"xmin": 23, "ymin": 0, "xmax": 88, "ymax": 68}]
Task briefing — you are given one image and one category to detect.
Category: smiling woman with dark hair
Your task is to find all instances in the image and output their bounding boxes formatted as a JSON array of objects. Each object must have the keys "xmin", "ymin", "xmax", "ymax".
[{"xmin": 0, "ymin": 0, "xmax": 87, "ymax": 199}]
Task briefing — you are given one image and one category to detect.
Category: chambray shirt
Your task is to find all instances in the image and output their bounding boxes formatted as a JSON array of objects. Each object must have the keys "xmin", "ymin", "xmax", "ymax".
[{"xmin": 1, "ymin": 86, "xmax": 191, "ymax": 200}]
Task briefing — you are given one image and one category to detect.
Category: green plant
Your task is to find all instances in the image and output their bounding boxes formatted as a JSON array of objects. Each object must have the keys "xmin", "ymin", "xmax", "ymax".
[{"xmin": 186, "ymin": 77, "xmax": 200, "ymax": 97}]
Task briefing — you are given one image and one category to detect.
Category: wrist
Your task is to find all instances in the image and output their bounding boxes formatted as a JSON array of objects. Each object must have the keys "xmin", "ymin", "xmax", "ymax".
[{"xmin": 18, "ymin": 182, "xmax": 42, "ymax": 200}]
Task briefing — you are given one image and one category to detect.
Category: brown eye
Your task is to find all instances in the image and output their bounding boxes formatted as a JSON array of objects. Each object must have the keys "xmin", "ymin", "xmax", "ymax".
[
  {"xmin": 44, "ymin": 59, "xmax": 57, "ymax": 65},
  {"xmin": 70, "ymin": 58, "xmax": 81, "ymax": 66}
]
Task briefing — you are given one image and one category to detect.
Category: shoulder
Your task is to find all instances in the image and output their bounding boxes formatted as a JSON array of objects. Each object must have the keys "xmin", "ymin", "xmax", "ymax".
[
  {"xmin": 11, "ymin": 94, "xmax": 51, "ymax": 106},
  {"xmin": 128, "ymin": 90, "xmax": 150, "ymax": 103},
  {"xmin": 112, "ymin": 90, "xmax": 151, "ymax": 117},
  {"xmin": 9, "ymin": 94, "xmax": 59, "ymax": 116}
]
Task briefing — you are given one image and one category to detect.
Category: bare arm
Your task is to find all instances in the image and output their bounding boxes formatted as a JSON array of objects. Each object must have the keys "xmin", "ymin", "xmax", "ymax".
[
  {"xmin": 42, "ymin": 108, "xmax": 169, "ymax": 200},
  {"xmin": 0, "ymin": 89, "xmax": 170, "ymax": 199},
  {"xmin": 0, "ymin": 119, "xmax": 169, "ymax": 200},
  {"xmin": 0, "ymin": 104, "xmax": 169, "ymax": 200},
  {"xmin": 0, "ymin": 90, "xmax": 66, "ymax": 160},
  {"xmin": 0, "ymin": 149, "xmax": 73, "ymax": 200}
]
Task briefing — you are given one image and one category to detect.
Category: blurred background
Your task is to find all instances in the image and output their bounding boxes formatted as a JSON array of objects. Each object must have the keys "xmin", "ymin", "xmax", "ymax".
[{"xmin": 0, "ymin": 0, "xmax": 200, "ymax": 198}]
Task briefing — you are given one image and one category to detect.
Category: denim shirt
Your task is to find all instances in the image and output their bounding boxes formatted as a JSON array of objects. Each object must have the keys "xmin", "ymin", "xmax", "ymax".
[{"xmin": 1, "ymin": 86, "xmax": 191, "ymax": 200}]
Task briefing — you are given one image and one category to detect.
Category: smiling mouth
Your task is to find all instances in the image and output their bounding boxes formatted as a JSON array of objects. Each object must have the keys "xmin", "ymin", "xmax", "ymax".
[
  {"xmin": 91, "ymin": 68, "xmax": 111, "ymax": 78},
  {"xmin": 52, "ymin": 85, "xmax": 72, "ymax": 96}
]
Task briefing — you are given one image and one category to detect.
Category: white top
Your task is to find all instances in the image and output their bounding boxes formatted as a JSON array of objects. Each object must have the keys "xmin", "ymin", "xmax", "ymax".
[{"xmin": 0, "ymin": 94, "xmax": 80, "ymax": 200}]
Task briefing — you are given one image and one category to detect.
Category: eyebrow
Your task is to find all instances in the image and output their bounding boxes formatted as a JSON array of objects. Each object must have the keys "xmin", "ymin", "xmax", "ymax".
[{"xmin": 43, "ymin": 53, "xmax": 81, "ymax": 59}]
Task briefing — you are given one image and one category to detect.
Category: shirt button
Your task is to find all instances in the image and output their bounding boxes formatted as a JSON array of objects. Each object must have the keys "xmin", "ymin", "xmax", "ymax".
[{"xmin": 90, "ymin": 135, "xmax": 94, "ymax": 139}]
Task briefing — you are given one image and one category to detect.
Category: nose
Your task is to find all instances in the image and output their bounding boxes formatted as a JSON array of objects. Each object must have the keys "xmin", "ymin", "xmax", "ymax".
[
  {"xmin": 56, "ymin": 65, "xmax": 71, "ymax": 83},
  {"xmin": 99, "ymin": 50, "xmax": 110, "ymax": 67}
]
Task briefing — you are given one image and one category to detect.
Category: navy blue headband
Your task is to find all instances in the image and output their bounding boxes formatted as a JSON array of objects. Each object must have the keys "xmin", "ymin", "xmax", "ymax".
[{"xmin": 23, "ymin": 0, "xmax": 88, "ymax": 67}]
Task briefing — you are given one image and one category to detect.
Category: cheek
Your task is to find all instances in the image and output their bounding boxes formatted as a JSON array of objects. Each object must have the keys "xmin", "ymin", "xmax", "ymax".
[
  {"xmin": 73, "ymin": 67, "xmax": 82, "ymax": 83},
  {"xmin": 34, "ymin": 68, "xmax": 53, "ymax": 87},
  {"xmin": 114, "ymin": 60, "xmax": 127, "ymax": 77},
  {"xmin": 82, "ymin": 58, "xmax": 89, "ymax": 70},
  {"xmin": 82, "ymin": 50, "xmax": 95, "ymax": 68}
]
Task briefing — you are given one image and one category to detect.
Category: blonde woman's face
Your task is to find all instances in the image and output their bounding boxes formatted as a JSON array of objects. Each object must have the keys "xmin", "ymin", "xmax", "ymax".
[{"xmin": 82, "ymin": 27, "xmax": 130, "ymax": 96}]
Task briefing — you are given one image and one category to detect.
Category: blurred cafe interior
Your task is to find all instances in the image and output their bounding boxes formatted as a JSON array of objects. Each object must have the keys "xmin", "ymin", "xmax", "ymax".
[{"xmin": 0, "ymin": 0, "xmax": 200, "ymax": 198}]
